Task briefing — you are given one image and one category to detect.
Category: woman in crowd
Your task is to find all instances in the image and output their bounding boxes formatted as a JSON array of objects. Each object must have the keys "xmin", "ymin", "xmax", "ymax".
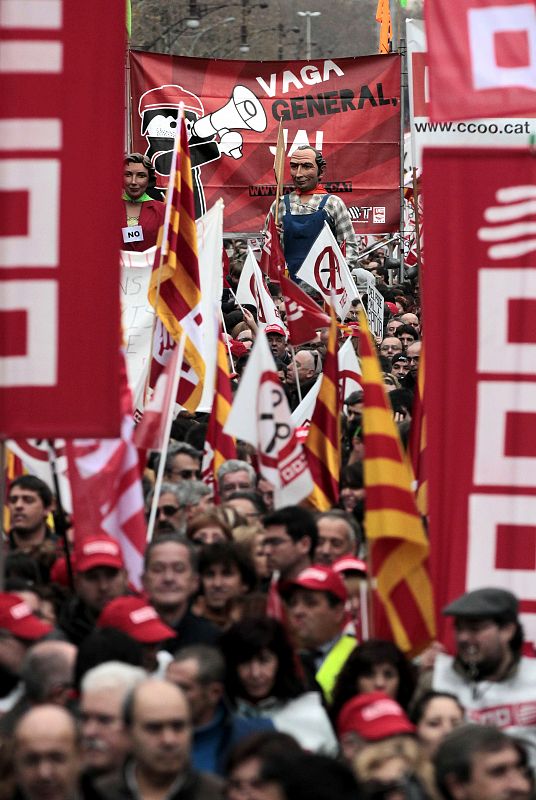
[
  {"xmin": 409, "ymin": 691, "xmax": 464, "ymax": 757},
  {"xmin": 330, "ymin": 639, "xmax": 417, "ymax": 725},
  {"xmin": 220, "ymin": 616, "xmax": 338, "ymax": 754},
  {"xmin": 186, "ymin": 510, "xmax": 232, "ymax": 546}
]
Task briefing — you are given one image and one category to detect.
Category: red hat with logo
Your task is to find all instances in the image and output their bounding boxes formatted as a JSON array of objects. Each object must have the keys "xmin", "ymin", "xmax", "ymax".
[
  {"xmin": 332, "ymin": 555, "xmax": 368, "ymax": 576},
  {"xmin": 75, "ymin": 534, "xmax": 124, "ymax": 574},
  {"xmin": 280, "ymin": 565, "xmax": 347, "ymax": 603},
  {"xmin": 264, "ymin": 323, "xmax": 287, "ymax": 338},
  {"xmin": 98, "ymin": 597, "xmax": 175, "ymax": 643},
  {"xmin": 0, "ymin": 593, "xmax": 53, "ymax": 640},
  {"xmin": 337, "ymin": 692, "xmax": 415, "ymax": 740}
]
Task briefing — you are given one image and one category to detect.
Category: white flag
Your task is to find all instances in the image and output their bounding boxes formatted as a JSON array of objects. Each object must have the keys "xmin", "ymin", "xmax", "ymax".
[
  {"xmin": 296, "ymin": 223, "xmax": 359, "ymax": 321},
  {"xmin": 236, "ymin": 246, "xmax": 282, "ymax": 327},
  {"xmin": 292, "ymin": 337, "xmax": 362, "ymax": 427},
  {"xmin": 224, "ymin": 331, "xmax": 313, "ymax": 508}
]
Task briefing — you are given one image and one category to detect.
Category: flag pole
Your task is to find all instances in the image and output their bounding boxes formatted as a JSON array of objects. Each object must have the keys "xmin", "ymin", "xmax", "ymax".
[
  {"xmin": 398, "ymin": 35, "xmax": 407, "ymax": 284},
  {"xmin": 220, "ymin": 309, "xmax": 235, "ymax": 374},
  {"xmin": 289, "ymin": 344, "xmax": 303, "ymax": 404},
  {"xmin": 146, "ymin": 330, "xmax": 187, "ymax": 542},
  {"xmin": 273, "ymin": 118, "xmax": 285, "ymax": 227},
  {"xmin": 47, "ymin": 441, "xmax": 74, "ymax": 590},
  {"xmin": 143, "ymin": 109, "xmax": 183, "ymax": 407}
]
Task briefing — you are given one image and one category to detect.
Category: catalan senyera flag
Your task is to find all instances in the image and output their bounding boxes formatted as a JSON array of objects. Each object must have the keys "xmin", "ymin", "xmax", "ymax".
[
  {"xmin": 304, "ymin": 307, "xmax": 341, "ymax": 510},
  {"xmin": 201, "ymin": 328, "xmax": 237, "ymax": 488},
  {"xmin": 408, "ymin": 348, "xmax": 427, "ymax": 517},
  {"xmin": 376, "ymin": 0, "xmax": 392, "ymax": 54},
  {"xmin": 148, "ymin": 115, "xmax": 205, "ymax": 412},
  {"xmin": 359, "ymin": 309, "xmax": 435, "ymax": 655}
]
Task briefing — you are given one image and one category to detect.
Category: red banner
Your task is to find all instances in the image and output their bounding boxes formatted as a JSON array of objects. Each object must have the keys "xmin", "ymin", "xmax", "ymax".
[
  {"xmin": 0, "ymin": 1, "xmax": 124, "ymax": 438},
  {"xmin": 426, "ymin": 0, "xmax": 536, "ymax": 121},
  {"xmin": 129, "ymin": 51, "xmax": 400, "ymax": 234},
  {"xmin": 423, "ymin": 148, "xmax": 536, "ymax": 646}
]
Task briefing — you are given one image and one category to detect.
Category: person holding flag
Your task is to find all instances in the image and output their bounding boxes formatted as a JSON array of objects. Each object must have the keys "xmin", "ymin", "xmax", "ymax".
[{"xmin": 266, "ymin": 145, "xmax": 359, "ymax": 280}]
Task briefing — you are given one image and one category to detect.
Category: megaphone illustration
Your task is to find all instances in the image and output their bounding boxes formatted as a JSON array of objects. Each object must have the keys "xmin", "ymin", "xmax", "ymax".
[{"xmin": 192, "ymin": 85, "xmax": 267, "ymax": 158}]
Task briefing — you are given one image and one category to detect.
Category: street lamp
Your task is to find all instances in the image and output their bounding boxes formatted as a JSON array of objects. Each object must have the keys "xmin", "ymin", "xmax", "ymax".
[
  {"xmin": 297, "ymin": 10, "xmax": 321, "ymax": 60},
  {"xmin": 188, "ymin": 16, "xmax": 235, "ymax": 54}
]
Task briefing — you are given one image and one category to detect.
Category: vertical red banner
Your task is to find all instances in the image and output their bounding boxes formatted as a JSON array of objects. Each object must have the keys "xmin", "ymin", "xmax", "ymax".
[
  {"xmin": 423, "ymin": 148, "xmax": 536, "ymax": 646},
  {"xmin": 0, "ymin": 1, "xmax": 124, "ymax": 437}
]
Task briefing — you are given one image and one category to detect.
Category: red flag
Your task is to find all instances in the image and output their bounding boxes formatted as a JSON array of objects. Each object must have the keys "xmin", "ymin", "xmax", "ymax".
[
  {"xmin": 66, "ymin": 355, "xmax": 146, "ymax": 589},
  {"xmin": 426, "ymin": 0, "xmax": 536, "ymax": 121},
  {"xmin": 134, "ymin": 343, "xmax": 180, "ymax": 451},
  {"xmin": 280, "ymin": 275, "xmax": 331, "ymax": 346},
  {"xmin": 260, "ymin": 213, "xmax": 286, "ymax": 282},
  {"xmin": 222, "ymin": 246, "xmax": 231, "ymax": 289},
  {"xmin": 408, "ymin": 349, "xmax": 427, "ymax": 517}
]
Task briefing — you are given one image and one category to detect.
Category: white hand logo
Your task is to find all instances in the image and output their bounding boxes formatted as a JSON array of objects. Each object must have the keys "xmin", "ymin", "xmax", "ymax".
[{"xmin": 477, "ymin": 185, "xmax": 536, "ymax": 260}]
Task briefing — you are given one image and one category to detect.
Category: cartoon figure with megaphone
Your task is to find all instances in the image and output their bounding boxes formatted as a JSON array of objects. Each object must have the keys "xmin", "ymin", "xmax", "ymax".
[{"xmin": 138, "ymin": 83, "xmax": 267, "ymax": 218}]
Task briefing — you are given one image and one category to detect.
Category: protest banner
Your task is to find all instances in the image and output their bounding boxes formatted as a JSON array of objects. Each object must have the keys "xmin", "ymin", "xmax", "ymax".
[
  {"xmin": 423, "ymin": 148, "xmax": 536, "ymax": 646},
  {"xmin": 407, "ymin": 18, "xmax": 536, "ymax": 168},
  {"xmin": 0, "ymin": 1, "xmax": 124, "ymax": 437},
  {"xmin": 365, "ymin": 282, "xmax": 385, "ymax": 340},
  {"xmin": 129, "ymin": 51, "xmax": 400, "ymax": 233}
]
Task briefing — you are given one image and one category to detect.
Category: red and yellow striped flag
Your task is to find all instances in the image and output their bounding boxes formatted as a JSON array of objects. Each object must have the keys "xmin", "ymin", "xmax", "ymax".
[
  {"xmin": 304, "ymin": 309, "xmax": 341, "ymax": 510},
  {"xmin": 148, "ymin": 115, "xmax": 205, "ymax": 412},
  {"xmin": 201, "ymin": 329, "xmax": 237, "ymax": 488},
  {"xmin": 359, "ymin": 309, "xmax": 435, "ymax": 654},
  {"xmin": 408, "ymin": 349, "xmax": 427, "ymax": 517},
  {"xmin": 376, "ymin": 0, "xmax": 392, "ymax": 54}
]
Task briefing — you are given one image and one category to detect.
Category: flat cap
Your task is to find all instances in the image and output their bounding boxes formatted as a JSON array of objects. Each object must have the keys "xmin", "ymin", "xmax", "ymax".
[{"xmin": 443, "ymin": 587, "xmax": 518, "ymax": 620}]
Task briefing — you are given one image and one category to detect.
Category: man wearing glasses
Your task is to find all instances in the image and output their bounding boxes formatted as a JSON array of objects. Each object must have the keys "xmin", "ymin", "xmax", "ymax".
[{"xmin": 161, "ymin": 442, "xmax": 202, "ymax": 484}]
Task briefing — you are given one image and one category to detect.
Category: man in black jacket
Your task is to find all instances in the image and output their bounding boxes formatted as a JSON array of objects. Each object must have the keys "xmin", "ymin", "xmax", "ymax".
[{"xmin": 97, "ymin": 679, "xmax": 223, "ymax": 800}]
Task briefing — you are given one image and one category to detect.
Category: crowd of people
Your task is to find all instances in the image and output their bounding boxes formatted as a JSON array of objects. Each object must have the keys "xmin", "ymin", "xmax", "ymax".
[{"xmin": 1, "ymin": 145, "xmax": 534, "ymax": 800}]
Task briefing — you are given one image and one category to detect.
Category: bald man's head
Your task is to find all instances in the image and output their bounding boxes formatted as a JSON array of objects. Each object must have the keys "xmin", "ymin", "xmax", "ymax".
[
  {"xmin": 22, "ymin": 640, "xmax": 77, "ymax": 704},
  {"xmin": 125, "ymin": 679, "xmax": 192, "ymax": 782},
  {"xmin": 14, "ymin": 705, "xmax": 80, "ymax": 800}
]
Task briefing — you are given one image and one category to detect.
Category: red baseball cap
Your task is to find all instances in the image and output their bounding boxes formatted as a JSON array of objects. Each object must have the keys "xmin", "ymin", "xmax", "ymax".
[
  {"xmin": 97, "ymin": 597, "xmax": 175, "ymax": 643},
  {"xmin": 0, "ymin": 593, "xmax": 53, "ymax": 641},
  {"xmin": 337, "ymin": 692, "xmax": 415, "ymax": 740},
  {"xmin": 264, "ymin": 323, "xmax": 287, "ymax": 337},
  {"xmin": 75, "ymin": 534, "xmax": 124, "ymax": 574},
  {"xmin": 332, "ymin": 556, "xmax": 368, "ymax": 576},
  {"xmin": 280, "ymin": 565, "xmax": 347, "ymax": 603},
  {"xmin": 385, "ymin": 302, "xmax": 399, "ymax": 315}
]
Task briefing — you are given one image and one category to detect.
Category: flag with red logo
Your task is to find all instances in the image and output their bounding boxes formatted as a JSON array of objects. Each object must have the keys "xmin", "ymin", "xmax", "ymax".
[
  {"xmin": 260, "ymin": 213, "xmax": 286, "ymax": 282},
  {"xmin": 359, "ymin": 308, "xmax": 435, "ymax": 654},
  {"xmin": 280, "ymin": 275, "xmax": 331, "ymax": 346},
  {"xmin": 303, "ymin": 307, "xmax": 341, "ymax": 510},
  {"xmin": 224, "ymin": 332, "xmax": 313, "ymax": 507},
  {"xmin": 148, "ymin": 115, "xmax": 205, "ymax": 412},
  {"xmin": 236, "ymin": 247, "xmax": 282, "ymax": 326},
  {"xmin": 134, "ymin": 343, "xmax": 180, "ymax": 451},
  {"xmin": 426, "ymin": 0, "xmax": 536, "ymax": 121},
  {"xmin": 201, "ymin": 329, "xmax": 237, "ymax": 487},
  {"xmin": 296, "ymin": 223, "xmax": 359, "ymax": 321},
  {"xmin": 66, "ymin": 355, "xmax": 146, "ymax": 589}
]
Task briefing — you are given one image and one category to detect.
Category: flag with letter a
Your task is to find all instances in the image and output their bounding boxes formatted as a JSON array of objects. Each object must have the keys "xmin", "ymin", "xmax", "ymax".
[
  {"xmin": 303, "ymin": 307, "xmax": 341, "ymax": 510},
  {"xmin": 359, "ymin": 309, "xmax": 435, "ymax": 654},
  {"xmin": 148, "ymin": 114, "xmax": 205, "ymax": 412}
]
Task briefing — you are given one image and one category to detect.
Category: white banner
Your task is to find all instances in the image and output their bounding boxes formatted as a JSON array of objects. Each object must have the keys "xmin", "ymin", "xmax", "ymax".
[
  {"xmin": 120, "ymin": 200, "xmax": 224, "ymax": 412},
  {"xmin": 236, "ymin": 246, "xmax": 282, "ymax": 327}
]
